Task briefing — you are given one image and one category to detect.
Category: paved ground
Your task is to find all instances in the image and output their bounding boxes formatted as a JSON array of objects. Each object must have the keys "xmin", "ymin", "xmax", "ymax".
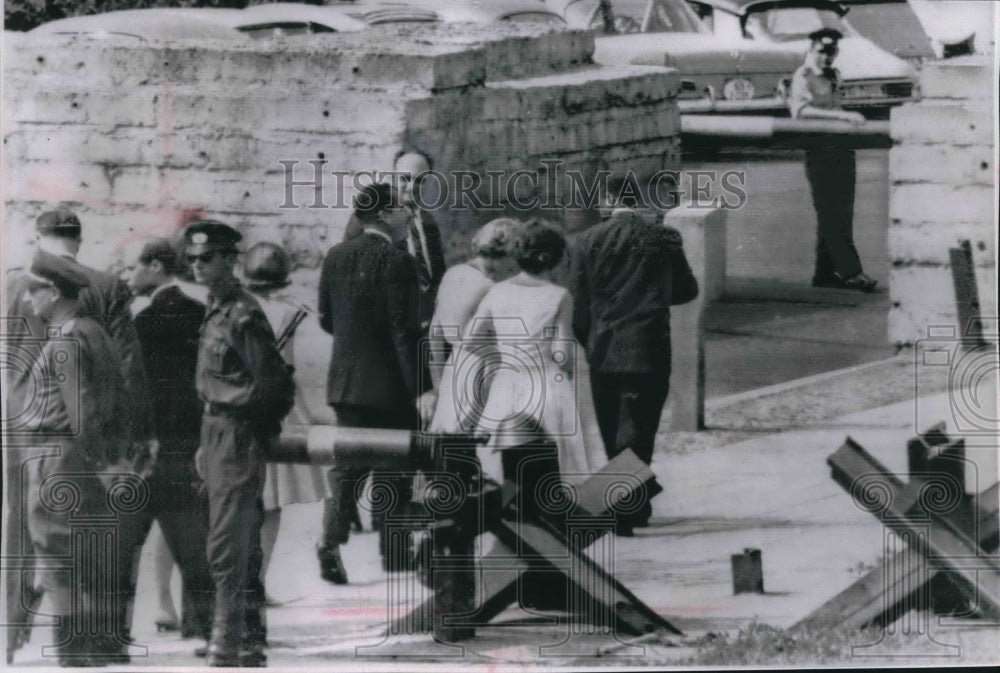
[
  {"xmin": 11, "ymin": 149, "xmax": 998, "ymax": 668},
  {"xmin": 11, "ymin": 284, "xmax": 997, "ymax": 668}
]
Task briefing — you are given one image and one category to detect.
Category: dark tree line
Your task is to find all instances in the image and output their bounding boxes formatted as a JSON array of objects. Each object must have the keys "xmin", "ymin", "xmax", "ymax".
[{"xmin": 5, "ymin": 0, "xmax": 323, "ymax": 32}]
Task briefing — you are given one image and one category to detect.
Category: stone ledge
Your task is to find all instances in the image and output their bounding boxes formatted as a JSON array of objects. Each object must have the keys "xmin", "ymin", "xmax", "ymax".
[
  {"xmin": 918, "ymin": 56, "xmax": 995, "ymax": 101},
  {"xmin": 890, "ymin": 102, "xmax": 992, "ymax": 144}
]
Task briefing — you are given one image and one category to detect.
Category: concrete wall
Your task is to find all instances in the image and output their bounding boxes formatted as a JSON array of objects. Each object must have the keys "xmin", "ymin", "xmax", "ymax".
[
  {"xmin": 2, "ymin": 24, "xmax": 680, "ymax": 279},
  {"xmin": 887, "ymin": 56, "xmax": 996, "ymax": 346}
]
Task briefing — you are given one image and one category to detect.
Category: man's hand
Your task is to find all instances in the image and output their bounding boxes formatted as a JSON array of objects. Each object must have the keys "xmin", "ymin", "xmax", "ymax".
[
  {"xmin": 417, "ymin": 390, "xmax": 438, "ymax": 428},
  {"xmin": 133, "ymin": 438, "xmax": 160, "ymax": 478},
  {"xmin": 195, "ymin": 446, "xmax": 207, "ymax": 480}
]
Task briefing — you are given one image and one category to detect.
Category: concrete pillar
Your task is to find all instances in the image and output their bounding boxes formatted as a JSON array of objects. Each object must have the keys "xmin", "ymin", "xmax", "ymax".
[{"xmin": 666, "ymin": 204, "xmax": 727, "ymax": 431}]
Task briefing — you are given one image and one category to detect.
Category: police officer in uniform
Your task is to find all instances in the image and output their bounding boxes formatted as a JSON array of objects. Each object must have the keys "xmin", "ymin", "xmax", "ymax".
[
  {"xmin": 19, "ymin": 251, "xmax": 132, "ymax": 666},
  {"xmin": 186, "ymin": 221, "xmax": 292, "ymax": 667},
  {"xmin": 788, "ymin": 28, "xmax": 877, "ymax": 293}
]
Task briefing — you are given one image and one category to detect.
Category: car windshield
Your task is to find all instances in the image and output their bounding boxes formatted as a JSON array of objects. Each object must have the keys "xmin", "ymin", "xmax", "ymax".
[
  {"xmin": 587, "ymin": 0, "xmax": 708, "ymax": 34},
  {"xmin": 744, "ymin": 7, "xmax": 849, "ymax": 41}
]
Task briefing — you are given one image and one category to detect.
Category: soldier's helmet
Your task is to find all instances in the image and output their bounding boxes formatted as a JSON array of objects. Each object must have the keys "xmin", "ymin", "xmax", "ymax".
[{"xmin": 242, "ymin": 242, "xmax": 291, "ymax": 291}]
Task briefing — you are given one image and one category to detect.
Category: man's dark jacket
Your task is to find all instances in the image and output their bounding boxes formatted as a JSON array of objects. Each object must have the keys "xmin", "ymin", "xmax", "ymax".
[
  {"xmin": 133, "ymin": 285, "xmax": 205, "ymax": 451},
  {"xmin": 318, "ymin": 231, "xmax": 425, "ymax": 413},
  {"xmin": 568, "ymin": 211, "xmax": 699, "ymax": 373}
]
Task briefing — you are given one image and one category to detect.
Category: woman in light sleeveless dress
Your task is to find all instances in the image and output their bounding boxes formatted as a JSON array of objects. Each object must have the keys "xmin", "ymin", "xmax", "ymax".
[
  {"xmin": 469, "ymin": 220, "xmax": 605, "ymax": 486},
  {"xmin": 242, "ymin": 243, "xmax": 333, "ymax": 604},
  {"xmin": 427, "ymin": 219, "xmax": 519, "ymax": 434}
]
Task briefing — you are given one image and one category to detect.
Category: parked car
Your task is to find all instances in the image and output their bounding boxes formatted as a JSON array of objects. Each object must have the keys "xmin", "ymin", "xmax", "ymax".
[
  {"xmin": 834, "ymin": 0, "xmax": 935, "ymax": 63},
  {"xmin": 361, "ymin": 0, "xmax": 567, "ymax": 26},
  {"xmin": 27, "ymin": 8, "xmax": 249, "ymax": 41},
  {"xmin": 552, "ymin": 0, "xmax": 805, "ymax": 112},
  {"xmin": 226, "ymin": 2, "xmax": 435, "ymax": 38},
  {"xmin": 685, "ymin": 0, "xmax": 919, "ymax": 112}
]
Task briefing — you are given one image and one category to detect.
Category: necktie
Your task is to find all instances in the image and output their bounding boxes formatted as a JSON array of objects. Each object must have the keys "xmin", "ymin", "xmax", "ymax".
[{"xmin": 409, "ymin": 214, "xmax": 432, "ymax": 291}]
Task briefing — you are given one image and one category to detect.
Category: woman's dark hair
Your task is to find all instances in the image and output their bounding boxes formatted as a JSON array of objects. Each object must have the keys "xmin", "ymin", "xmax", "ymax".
[
  {"xmin": 353, "ymin": 183, "xmax": 397, "ymax": 225},
  {"xmin": 511, "ymin": 218, "xmax": 566, "ymax": 274}
]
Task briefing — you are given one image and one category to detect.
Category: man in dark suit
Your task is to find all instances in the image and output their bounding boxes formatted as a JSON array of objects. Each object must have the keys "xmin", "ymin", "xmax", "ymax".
[
  {"xmin": 318, "ymin": 183, "xmax": 434, "ymax": 582},
  {"xmin": 342, "ymin": 150, "xmax": 446, "ymax": 333},
  {"xmin": 568, "ymin": 209, "xmax": 698, "ymax": 535},
  {"xmin": 120, "ymin": 237, "xmax": 215, "ymax": 646}
]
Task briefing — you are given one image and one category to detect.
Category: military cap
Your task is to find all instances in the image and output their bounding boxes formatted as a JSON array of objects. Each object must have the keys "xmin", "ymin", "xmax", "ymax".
[
  {"xmin": 36, "ymin": 209, "xmax": 82, "ymax": 239},
  {"xmin": 27, "ymin": 250, "xmax": 91, "ymax": 298},
  {"xmin": 809, "ymin": 28, "xmax": 843, "ymax": 53},
  {"xmin": 184, "ymin": 219, "xmax": 242, "ymax": 255}
]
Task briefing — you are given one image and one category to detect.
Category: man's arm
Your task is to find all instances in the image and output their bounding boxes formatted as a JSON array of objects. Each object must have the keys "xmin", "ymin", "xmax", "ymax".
[
  {"xmin": 386, "ymin": 254, "xmax": 423, "ymax": 399},
  {"xmin": 567, "ymin": 236, "xmax": 591, "ymax": 344},
  {"xmin": 422, "ymin": 211, "xmax": 447, "ymax": 287},
  {"xmin": 318, "ymin": 250, "xmax": 335, "ymax": 335},
  {"xmin": 660, "ymin": 227, "xmax": 699, "ymax": 306},
  {"xmin": 231, "ymin": 310, "xmax": 293, "ymax": 420}
]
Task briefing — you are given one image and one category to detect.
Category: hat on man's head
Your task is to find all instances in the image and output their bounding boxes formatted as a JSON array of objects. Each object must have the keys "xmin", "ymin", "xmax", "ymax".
[
  {"xmin": 183, "ymin": 219, "xmax": 242, "ymax": 255},
  {"xmin": 36, "ymin": 209, "xmax": 82, "ymax": 239},
  {"xmin": 27, "ymin": 250, "xmax": 91, "ymax": 298},
  {"xmin": 809, "ymin": 28, "xmax": 843, "ymax": 53}
]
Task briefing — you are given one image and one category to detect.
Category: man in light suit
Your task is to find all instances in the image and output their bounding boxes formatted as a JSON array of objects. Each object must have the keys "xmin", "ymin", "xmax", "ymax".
[
  {"xmin": 568, "ymin": 209, "xmax": 698, "ymax": 535},
  {"xmin": 318, "ymin": 183, "xmax": 435, "ymax": 582}
]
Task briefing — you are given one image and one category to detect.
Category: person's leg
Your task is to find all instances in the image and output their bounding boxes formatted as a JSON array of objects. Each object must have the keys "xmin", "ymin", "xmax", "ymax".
[
  {"xmin": 202, "ymin": 416, "xmax": 266, "ymax": 667},
  {"xmin": 590, "ymin": 371, "xmax": 622, "ymax": 461},
  {"xmin": 157, "ymin": 503, "xmax": 215, "ymax": 643},
  {"xmin": 259, "ymin": 508, "xmax": 281, "ymax": 603},
  {"xmin": 147, "ymin": 523, "xmax": 180, "ymax": 631},
  {"xmin": 805, "ymin": 148, "xmax": 863, "ymax": 280}
]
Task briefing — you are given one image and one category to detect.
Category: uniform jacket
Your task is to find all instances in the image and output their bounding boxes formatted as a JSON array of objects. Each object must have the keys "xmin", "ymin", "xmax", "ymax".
[
  {"xmin": 195, "ymin": 280, "xmax": 289, "ymax": 430},
  {"xmin": 27, "ymin": 307, "xmax": 128, "ymax": 466},
  {"xmin": 134, "ymin": 285, "xmax": 205, "ymax": 449},
  {"xmin": 568, "ymin": 211, "xmax": 699, "ymax": 374},
  {"xmin": 6, "ymin": 260, "xmax": 150, "ymax": 444},
  {"xmin": 788, "ymin": 64, "xmax": 842, "ymax": 118},
  {"xmin": 318, "ymin": 230, "xmax": 425, "ymax": 412}
]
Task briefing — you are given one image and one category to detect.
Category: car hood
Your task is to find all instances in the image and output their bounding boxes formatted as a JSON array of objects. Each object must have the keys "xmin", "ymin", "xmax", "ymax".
[
  {"xmin": 594, "ymin": 33, "xmax": 801, "ymax": 74},
  {"xmin": 781, "ymin": 37, "xmax": 917, "ymax": 82}
]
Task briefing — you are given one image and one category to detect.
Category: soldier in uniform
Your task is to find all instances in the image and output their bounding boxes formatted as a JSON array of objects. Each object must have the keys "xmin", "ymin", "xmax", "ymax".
[
  {"xmin": 186, "ymin": 221, "xmax": 293, "ymax": 667},
  {"xmin": 6, "ymin": 210, "xmax": 150, "ymax": 661},
  {"xmin": 788, "ymin": 28, "xmax": 877, "ymax": 293},
  {"xmin": 19, "ymin": 251, "xmax": 132, "ymax": 666}
]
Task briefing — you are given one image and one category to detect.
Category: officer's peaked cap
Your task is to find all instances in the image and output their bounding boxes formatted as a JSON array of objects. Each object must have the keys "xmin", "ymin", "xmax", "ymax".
[
  {"xmin": 27, "ymin": 250, "xmax": 91, "ymax": 297},
  {"xmin": 184, "ymin": 219, "xmax": 242, "ymax": 255},
  {"xmin": 36, "ymin": 209, "xmax": 82, "ymax": 239},
  {"xmin": 809, "ymin": 28, "xmax": 843, "ymax": 52}
]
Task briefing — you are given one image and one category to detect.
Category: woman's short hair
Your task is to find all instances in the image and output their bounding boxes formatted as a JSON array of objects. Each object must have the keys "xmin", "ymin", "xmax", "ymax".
[
  {"xmin": 510, "ymin": 218, "xmax": 566, "ymax": 274},
  {"xmin": 353, "ymin": 183, "xmax": 397, "ymax": 225},
  {"xmin": 470, "ymin": 218, "xmax": 517, "ymax": 259}
]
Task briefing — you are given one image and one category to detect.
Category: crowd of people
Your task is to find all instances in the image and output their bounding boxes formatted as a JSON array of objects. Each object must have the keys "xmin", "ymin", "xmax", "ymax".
[{"xmin": 4, "ymin": 149, "xmax": 699, "ymax": 668}]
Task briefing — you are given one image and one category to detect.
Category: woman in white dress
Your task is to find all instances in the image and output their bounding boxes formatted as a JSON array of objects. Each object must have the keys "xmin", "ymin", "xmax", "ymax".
[
  {"xmin": 242, "ymin": 243, "xmax": 333, "ymax": 604},
  {"xmin": 469, "ymin": 219, "xmax": 605, "ymax": 487},
  {"xmin": 427, "ymin": 218, "xmax": 519, "ymax": 434}
]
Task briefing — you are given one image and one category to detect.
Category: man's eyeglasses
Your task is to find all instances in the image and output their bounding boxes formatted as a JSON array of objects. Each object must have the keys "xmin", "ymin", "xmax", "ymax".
[{"xmin": 186, "ymin": 252, "xmax": 218, "ymax": 264}]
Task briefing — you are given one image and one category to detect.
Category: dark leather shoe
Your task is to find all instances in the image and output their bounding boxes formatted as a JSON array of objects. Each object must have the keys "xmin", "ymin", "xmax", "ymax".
[
  {"xmin": 193, "ymin": 644, "xmax": 209, "ymax": 658},
  {"xmin": 318, "ymin": 546, "xmax": 348, "ymax": 585}
]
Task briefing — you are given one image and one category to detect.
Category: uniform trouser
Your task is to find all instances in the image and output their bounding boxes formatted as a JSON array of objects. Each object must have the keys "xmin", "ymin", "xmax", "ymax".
[
  {"xmin": 24, "ymin": 441, "xmax": 135, "ymax": 662},
  {"xmin": 5, "ymin": 443, "xmax": 41, "ymax": 661},
  {"xmin": 322, "ymin": 404, "xmax": 418, "ymax": 563},
  {"xmin": 200, "ymin": 415, "xmax": 268, "ymax": 654},
  {"xmin": 805, "ymin": 147, "xmax": 862, "ymax": 280},
  {"xmin": 128, "ymin": 451, "xmax": 215, "ymax": 640},
  {"xmin": 590, "ymin": 371, "xmax": 671, "ymax": 525}
]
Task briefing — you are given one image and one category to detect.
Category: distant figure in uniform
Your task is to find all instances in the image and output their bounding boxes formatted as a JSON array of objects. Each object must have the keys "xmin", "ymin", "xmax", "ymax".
[
  {"xmin": 789, "ymin": 28, "xmax": 877, "ymax": 293},
  {"xmin": 19, "ymin": 252, "xmax": 132, "ymax": 666},
  {"xmin": 187, "ymin": 221, "xmax": 293, "ymax": 667},
  {"xmin": 318, "ymin": 183, "xmax": 435, "ymax": 583},
  {"xmin": 569, "ymin": 210, "xmax": 699, "ymax": 536},
  {"xmin": 343, "ymin": 150, "xmax": 447, "ymax": 333},
  {"xmin": 241, "ymin": 242, "xmax": 332, "ymax": 604},
  {"xmin": 5, "ymin": 210, "xmax": 151, "ymax": 658},
  {"xmin": 119, "ymin": 238, "xmax": 215, "ymax": 644}
]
